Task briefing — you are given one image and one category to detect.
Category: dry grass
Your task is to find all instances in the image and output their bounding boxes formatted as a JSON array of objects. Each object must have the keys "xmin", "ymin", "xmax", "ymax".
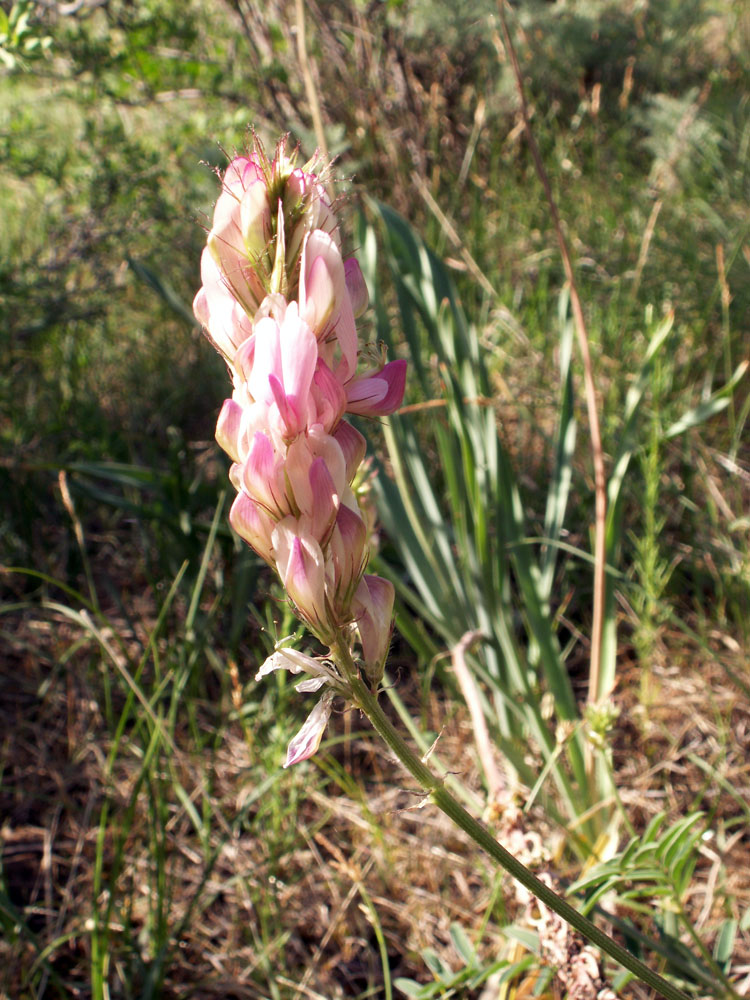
[
  {"xmin": 2, "ymin": 596, "xmax": 749, "ymax": 998},
  {"xmin": 1, "ymin": 3, "xmax": 748, "ymax": 996},
  {"xmin": 0, "ymin": 605, "xmax": 502, "ymax": 997},
  {"xmin": 616, "ymin": 645, "xmax": 750, "ymax": 935}
]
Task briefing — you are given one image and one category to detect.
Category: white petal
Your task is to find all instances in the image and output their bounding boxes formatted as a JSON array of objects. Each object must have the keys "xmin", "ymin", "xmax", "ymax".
[
  {"xmin": 284, "ymin": 690, "xmax": 335, "ymax": 767},
  {"xmin": 295, "ymin": 676, "xmax": 328, "ymax": 693},
  {"xmin": 255, "ymin": 648, "xmax": 319, "ymax": 681}
]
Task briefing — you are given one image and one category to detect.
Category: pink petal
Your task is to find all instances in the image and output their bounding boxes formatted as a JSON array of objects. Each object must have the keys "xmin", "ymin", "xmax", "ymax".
[
  {"xmin": 330, "ymin": 502, "xmax": 368, "ymax": 611},
  {"xmin": 332, "ymin": 295, "xmax": 358, "ymax": 383},
  {"xmin": 353, "ymin": 574, "xmax": 395, "ymax": 681},
  {"xmin": 346, "ymin": 359, "xmax": 407, "ymax": 417},
  {"xmin": 223, "ymin": 156, "xmax": 261, "ymax": 197},
  {"xmin": 243, "ymin": 432, "xmax": 288, "ymax": 517},
  {"xmin": 285, "ymin": 438, "xmax": 338, "ymax": 533},
  {"xmin": 215, "ymin": 398, "xmax": 244, "ymax": 463},
  {"xmin": 303, "ymin": 253, "xmax": 337, "ymax": 332},
  {"xmin": 273, "ymin": 518, "xmax": 331, "ymax": 638},
  {"xmin": 240, "ymin": 178, "xmax": 272, "ymax": 257},
  {"xmin": 280, "ymin": 307, "xmax": 318, "ymax": 407},
  {"xmin": 250, "ymin": 307, "xmax": 318, "ymax": 438},
  {"xmin": 247, "ymin": 316, "xmax": 282, "ymax": 405},
  {"xmin": 207, "ymin": 191, "xmax": 266, "ymax": 315},
  {"xmin": 234, "ymin": 335, "xmax": 256, "ymax": 385},
  {"xmin": 229, "ymin": 492, "xmax": 275, "ymax": 564},
  {"xmin": 344, "ymin": 257, "xmax": 369, "ymax": 318},
  {"xmin": 333, "ymin": 421, "xmax": 367, "ymax": 482},
  {"xmin": 311, "ymin": 360, "xmax": 347, "ymax": 431},
  {"xmin": 268, "ymin": 372, "xmax": 306, "ymax": 438},
  {"xmin": 194, "ymin": 248, "xmax": 254, "ymax": 361},
  {"xmin": 300, "ymin": 231, "xmax": 357, "ymax": 377},
  {"xmin": 307, "ymin": 456, "xmax": 340, "ymax": 542}
]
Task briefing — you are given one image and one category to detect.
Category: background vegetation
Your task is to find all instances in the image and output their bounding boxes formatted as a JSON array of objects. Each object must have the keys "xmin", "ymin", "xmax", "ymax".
[{"xmin": 1, "ymin": 0, "xmax": 749, "ymax": 997}]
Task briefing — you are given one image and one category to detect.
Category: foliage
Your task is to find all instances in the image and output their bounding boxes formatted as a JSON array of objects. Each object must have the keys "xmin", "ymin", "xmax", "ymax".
[
  {"xmin": 359, "ymin": 202, "xmax": 596, "ymax": 839},
  {"xmin": 570, "ymin": 812, "xmax": 739, "ymax": 995},
  {"xmin": 394, "ymin": 921, "xmax": 535, "ymax": 999},
  {"xmin": 1, "ymin": 0, "xmax": 749, "ymax": 996}
]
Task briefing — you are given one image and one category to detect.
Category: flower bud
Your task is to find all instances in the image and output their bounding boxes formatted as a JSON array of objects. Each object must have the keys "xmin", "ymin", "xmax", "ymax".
[
  {"xmin": 329, "ymin": 502, "xmax": 368, "ymax": 612},
  {"xmin": 229, "ymin": 491, "xmax": 275, "ymax": 565},
  {"xmin": 353, "ymin": 574, "xmax": 395, "ymax": 684},
  {"xmin": 273, "ymin": 517, "xmax": 333, "ymax": 640}
]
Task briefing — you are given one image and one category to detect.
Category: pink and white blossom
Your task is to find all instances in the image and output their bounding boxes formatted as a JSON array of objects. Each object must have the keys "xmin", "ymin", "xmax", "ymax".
[{"xmin": 194, "ymin": 136, "xmax": 406, "ymax": 766}]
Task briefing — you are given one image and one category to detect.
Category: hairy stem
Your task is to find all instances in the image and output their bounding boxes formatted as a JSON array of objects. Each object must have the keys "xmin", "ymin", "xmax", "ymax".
[{"xmin": 333, "ymin": 640, "xmax": 689, "ymax": 1000}]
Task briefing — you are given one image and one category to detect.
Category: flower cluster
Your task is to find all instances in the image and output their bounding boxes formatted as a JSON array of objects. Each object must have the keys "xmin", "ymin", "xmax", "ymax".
[{"xmin": 194, "ymin": 136, "xmax": 405, "ymax": 766}]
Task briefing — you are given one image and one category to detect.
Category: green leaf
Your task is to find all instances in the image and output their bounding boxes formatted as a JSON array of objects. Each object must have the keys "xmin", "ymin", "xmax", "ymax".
[
  {"xmin": 422, "ymin": 947, "xmax": 450, "ymax": 980},
  {"xmin": 449, "ymin": 921, "xmax": 476, "ymax": 964},
  {"xmin": 713, "ymin": 919, "xmax": 737, "ymax": 967},
  {"xmin": 394, "ymin": 977, "xmax": 435, "ymax": 998},
  {"xmin": 364, "ymin": 203, "xmax": 591, "ymax": 829},
  {"xmin": 501, "ymin": 925, "xmax": 540, "ymax": 955},
  {"xmin": 665, "ymin": 360, "xmax": 748, "ymax": 439}
]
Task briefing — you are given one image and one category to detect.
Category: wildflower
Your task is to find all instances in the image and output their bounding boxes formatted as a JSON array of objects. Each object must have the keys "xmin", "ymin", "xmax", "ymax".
[{"xmin": 194, "ymin": 134, "xmax": 405, "ymax": 765}]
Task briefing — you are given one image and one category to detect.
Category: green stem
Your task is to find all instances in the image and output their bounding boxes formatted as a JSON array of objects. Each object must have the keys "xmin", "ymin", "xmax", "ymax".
[{"xmin": 333, "ymin": 642, "xmax": 689, "ymax": 1000}]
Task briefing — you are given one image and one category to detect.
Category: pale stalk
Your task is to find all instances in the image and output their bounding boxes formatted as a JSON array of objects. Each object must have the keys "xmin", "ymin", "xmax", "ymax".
[{"xmin": 330, "ymin": 638, "xmax": 689, "ymax": 1000}]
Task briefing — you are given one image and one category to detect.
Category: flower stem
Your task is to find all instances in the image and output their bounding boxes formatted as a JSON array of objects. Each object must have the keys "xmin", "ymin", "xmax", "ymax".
[{"xmin": 334, "ymin": 645, "xmax": 689, "ymax": 1000}]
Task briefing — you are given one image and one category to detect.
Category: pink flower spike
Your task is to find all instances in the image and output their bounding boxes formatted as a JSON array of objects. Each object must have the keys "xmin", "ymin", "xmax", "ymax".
[
  {"xmin": 344, "ymin": 258, "xmax": 369, "ymax": 318},
  {"xmin": 284, "ymin": 689, "xmax": 335, "ymax": 767},
  {"xmin": 346, "ymin": 359, "xmax": 407, "ymax": 417}
]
